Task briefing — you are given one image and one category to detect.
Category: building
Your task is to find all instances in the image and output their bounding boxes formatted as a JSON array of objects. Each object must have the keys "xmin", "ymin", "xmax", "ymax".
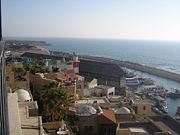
[
  {"xmin": 73, "ymin": 100, "xmax": 117, "ymax": 135},
  {"xmin": 86, "ymin": 78, "xmax": 98, "ymax": 88},
  {"xmin": 83, "ymin": 85, "xmax": 115, "ymax": 97},
  {"xmin": 132, "ymin": 100, "xmax": 152, "ymax": 116},
  {"xmin": 150, "ymin": 115, "xmax": 180, "ymax": 135},
  {"xmin": 113, "ymin": 107, "xmax": 134, "ymax": 122},
  {"xmin": 79, "ymin": 60, "xmax": 125, "ymax": 88},
  {"xmin": 31, "ymin": 71, "xmax": 84, "ymax": 101},
  {"xmin": 117, "ymin": 121, "xmax": 162, "ymax": 135},
  {"xmin": 8, "ymin": 92, "xmax": 44, "ymax": 135}
]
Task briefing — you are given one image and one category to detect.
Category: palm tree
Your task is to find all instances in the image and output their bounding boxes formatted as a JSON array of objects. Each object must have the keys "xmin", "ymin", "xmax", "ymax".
[{"xmin": 40, "ymin": 83, "xmax": 73, "ymax": 122}]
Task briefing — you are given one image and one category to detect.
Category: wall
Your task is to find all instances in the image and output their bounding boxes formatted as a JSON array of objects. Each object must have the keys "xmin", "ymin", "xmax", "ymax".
[
  {"xmin": 75, "ymin": 115, "xmax": 99, "ymax": 135},
  {"xmin": 133, "ymin": 102, "xmax": 152, "ymax": 116}
]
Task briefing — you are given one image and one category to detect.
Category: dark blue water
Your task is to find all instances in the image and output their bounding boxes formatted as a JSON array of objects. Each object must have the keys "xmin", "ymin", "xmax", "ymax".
[
  {"xmin": 6, "ymin": 37, "xmax": 180, "ymax": 116},
  {"xmin": 6, "ymin": 37, "xmax": 180, "ymax": 74}
]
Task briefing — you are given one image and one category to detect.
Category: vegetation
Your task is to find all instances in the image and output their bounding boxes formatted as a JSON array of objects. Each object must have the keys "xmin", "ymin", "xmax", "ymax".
[
  {"xmin": 39, "ymin": 81, "xmax": 73, "ymax": 122},
  {"xmin": 23, "ymin": 62, "xmax": 49, "ymax": 74},
  {"xmin": 30, "ymin": 65, "xmax": 49, "ymax": 74},
  {"xmin": 13, "ymin": 67, "xmax": 27, "ymax": 81},
  {"xmin": 13, "ymin": 67, "xmax": 25, "ymax": 73}
]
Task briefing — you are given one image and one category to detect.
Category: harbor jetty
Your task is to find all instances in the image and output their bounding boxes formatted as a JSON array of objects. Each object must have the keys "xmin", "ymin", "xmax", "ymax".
[
  {"xmin": 78, "ymin": 55, "xmax": 180, "ymax": 83},
  {"xmin": 49, "ymin": 51, "xmax": 180, "ymax": 83}
]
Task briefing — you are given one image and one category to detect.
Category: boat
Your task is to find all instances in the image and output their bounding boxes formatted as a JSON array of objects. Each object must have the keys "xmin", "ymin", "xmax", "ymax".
[
  {"xmin": 125, "ymin": 71, "xmax": 136, "ymax": 78},
  {"xmin": 175, "ymin": 107, "xmax": 180, "ymax": 120},
  {"xmin": 157, "ymin": 101, "xmax": 168, "ymax": 113},
  {"xmin": 167, "ymin": 89, "xmax": 180, "ymax": 98},
  {"xmin": 176, "ymin": 106, "xmax": 180, "ymax": 116},
  {"xmin": 125, "ymin": 77, "xmax": 140, "ymax": 86},
  {"xmin": 142, "ymin": 78, "xmax": 154, "ymax": 85},
  {"xmin": 143, "ymin": 85, "xmax": 165, "ymax": 94}
]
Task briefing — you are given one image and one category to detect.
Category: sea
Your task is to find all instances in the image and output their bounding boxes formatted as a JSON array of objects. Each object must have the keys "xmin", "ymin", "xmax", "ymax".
[{"xmin": 6, "ymin": 37, "xmax": 180, "ymax": 116}]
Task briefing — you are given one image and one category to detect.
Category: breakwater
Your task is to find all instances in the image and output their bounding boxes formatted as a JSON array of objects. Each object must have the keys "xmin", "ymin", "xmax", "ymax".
[
  {"xmin": 78, "ymin": 55, "xmax": 180, "ymax": 83},
  {"xmin": 49, "ymin": 51, "xmax": 180, "ymax": 83}
]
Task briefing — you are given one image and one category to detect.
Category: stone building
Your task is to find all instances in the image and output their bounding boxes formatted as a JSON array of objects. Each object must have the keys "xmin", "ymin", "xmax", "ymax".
[
  {"xmin": 132, "ymin": 100, "xmax": 152, "ymax": 116},
  {"xmin": 72, "ymin": 98, "xmax": 117, "ymax": 135},
  {"xmin": 83, "ymin": 85, "xmax": 115, "ymax": 97},
  {"xmin": 74, "ymin": 106, "xmax": 117, "ymax": 135}
]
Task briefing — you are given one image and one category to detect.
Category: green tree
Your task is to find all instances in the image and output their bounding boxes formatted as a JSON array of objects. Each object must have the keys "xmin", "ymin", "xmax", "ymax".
[{"xmin": 40, "ymin": 84, "xmax": 73, "ymax": 122}]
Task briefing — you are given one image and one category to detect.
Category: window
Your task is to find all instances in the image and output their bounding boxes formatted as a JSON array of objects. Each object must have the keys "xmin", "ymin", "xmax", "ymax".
[{"xmin": 143, "ymin": 106, "xmax": 146, "ymax": 110}]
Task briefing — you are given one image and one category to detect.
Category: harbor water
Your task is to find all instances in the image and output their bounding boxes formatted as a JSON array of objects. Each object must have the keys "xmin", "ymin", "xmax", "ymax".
[{"xmin": 134, "ymin": 70, "xmax": 180, "ymax": 116}]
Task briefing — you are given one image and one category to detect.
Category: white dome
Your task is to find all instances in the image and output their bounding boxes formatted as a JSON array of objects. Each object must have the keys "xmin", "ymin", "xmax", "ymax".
[
  {"xmin": 115, "ymin": 107, "xmax": 131, "ymax": 114},
  {"xmin": 15, "ymin": 89, "xmax": 31, "ymax": 102},
  {"xmin": 77, "ymin": 105, "xmax": 97, "ymax": 116}
]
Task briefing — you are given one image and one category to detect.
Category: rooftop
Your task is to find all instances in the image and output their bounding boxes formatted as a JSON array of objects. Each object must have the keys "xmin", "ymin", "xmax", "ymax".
[
  {"xmin": 113, "ymin": 107, "xmax": 131, "ymax": 114},
  {"xmin": 79, "ymin": 60, "xmax": 125, "ymax": 78},
  {"xmin": 19, "ymin": 106, "xmax": 43, "ymax": 135},
  {"xmin": 150, "ymin": 115, "xmax": 180, "ymax": 135},
  {"xmin": 133, "ymin": 100, "xmax": 152, "ymax": 105},
  {"xmin": 129, "ymin": 128, "xmax": 147, "ymax": 133},
  {"xmin": 119, "ymin": 122, "xmax": 162, "ymax": 135},
  {"xmin": 98, "ymin": 109, "xmax": 116, "ymax": 124},
  {"xmin": 95, "ymin": 85, "xmax": 114, "ymax": 89},
  {"xmin": 76, "ymin": 97, "xmax": 110, "ymax": 104}
]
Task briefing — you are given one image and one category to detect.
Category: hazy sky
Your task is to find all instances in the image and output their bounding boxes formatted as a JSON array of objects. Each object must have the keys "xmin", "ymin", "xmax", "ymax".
[{"xmin": 3, "ymin": 0, "xmax": 180, "ymax": 41}]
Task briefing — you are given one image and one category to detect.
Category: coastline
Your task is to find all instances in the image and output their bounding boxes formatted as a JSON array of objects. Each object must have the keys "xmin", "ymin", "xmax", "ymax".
[
  {"xmin": 49, "ymin": 51, "xmax": 180, "ymax": 83},
  {"xmin": 5, "ymin": 39, "xmax": 180, "ymax": 83},
  {"xmin": 78, "ymin": 54, "xmax": 180, "ymax": 83}
]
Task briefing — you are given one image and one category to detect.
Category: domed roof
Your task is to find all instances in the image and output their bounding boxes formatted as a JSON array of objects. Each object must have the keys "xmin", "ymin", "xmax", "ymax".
[
  {"xmin": 77, "ymin": 105, "xmax": 97, "ymax": 116},
  {"xmin": 15, "ymin": 89, "xmax": 31, "ymax": 102},
  {"xmin": 115, "ymin": 107, "xmax": 131, "ymax": 114}
]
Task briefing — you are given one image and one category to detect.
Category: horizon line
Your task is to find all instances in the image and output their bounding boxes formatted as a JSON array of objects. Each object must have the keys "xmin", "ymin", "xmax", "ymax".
[{"xmin": 4, "ymin": 36, "xmax": 180, "ymax": 43}]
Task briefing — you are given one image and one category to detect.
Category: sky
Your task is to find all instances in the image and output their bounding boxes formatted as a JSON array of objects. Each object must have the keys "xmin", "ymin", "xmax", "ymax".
[{"xmin": 3, "ymin": 0, "xmax": 180, "ymax": 41}]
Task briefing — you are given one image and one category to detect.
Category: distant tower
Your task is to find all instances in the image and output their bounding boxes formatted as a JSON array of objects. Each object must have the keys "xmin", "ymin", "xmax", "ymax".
[{"xmin": 73, "ymin": 55, "xmax": 80, "ymax": 74}]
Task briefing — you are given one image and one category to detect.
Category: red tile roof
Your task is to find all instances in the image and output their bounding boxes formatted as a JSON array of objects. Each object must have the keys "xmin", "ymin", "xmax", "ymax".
[{"xmin": 98, "ymin": 109, "xmax": 116, "ymax": 124}]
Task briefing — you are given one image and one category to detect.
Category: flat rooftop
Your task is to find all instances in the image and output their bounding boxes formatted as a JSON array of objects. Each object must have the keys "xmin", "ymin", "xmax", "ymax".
[
  {"xmin": 19, "ymin": 106, "xmax": 42, "ymax": 135},
  {"xmin": 95, "ymin": 85, "xmax": 114, "ymax": 89},
  {"xmin": 150, "ymin": 115, "xmax": 180, "ymax": 135},
  {"xmin": 129, "ymin": 128, "xmax": 147, "ymax": 133},
  {"xmin": 119, "ymin": 122, "xmax": 162, "ymax": 135},
  {"xmin": 76, "ymin": 97, "xmax": 110, "ymax": 104},
  {"xmin": 133, "ymin": 100, "xmax": 152, "ymax": 105}
]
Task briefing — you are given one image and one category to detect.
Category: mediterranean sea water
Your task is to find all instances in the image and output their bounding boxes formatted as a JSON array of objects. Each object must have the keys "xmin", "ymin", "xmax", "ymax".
[{"xmin": 6, "ymin": 37, "xmax": 180, "ymax": 116}]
